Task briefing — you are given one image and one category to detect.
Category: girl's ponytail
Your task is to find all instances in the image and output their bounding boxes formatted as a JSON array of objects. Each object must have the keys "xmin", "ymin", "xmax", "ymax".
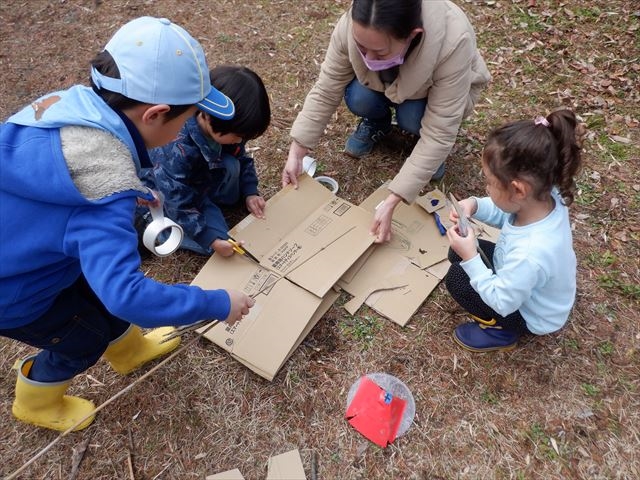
[{"xmin": 547, "ymin": 110, "xmax": 584, "ymax": 206}]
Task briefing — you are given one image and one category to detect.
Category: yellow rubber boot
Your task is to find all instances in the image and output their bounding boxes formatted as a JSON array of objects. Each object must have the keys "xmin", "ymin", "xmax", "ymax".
[
  {"xmin": 103, "ymin": 325, "xmax": 181, "ymax": 375},
  {"xmin": 12, "ymin": 356, "xmax": 95, "ymax": 431}
]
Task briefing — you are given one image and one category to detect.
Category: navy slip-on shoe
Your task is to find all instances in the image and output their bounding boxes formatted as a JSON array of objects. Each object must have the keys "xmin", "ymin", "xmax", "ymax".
[{"xmin": 453, "ymin": 322, "xmax": 519, "ymax": 353}]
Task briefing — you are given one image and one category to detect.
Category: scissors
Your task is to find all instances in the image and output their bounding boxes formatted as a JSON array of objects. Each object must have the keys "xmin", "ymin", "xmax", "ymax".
[
  {"xmin": 160, "ymin": 319, "xmax": 220, "ymax": 344},
  {"xmin": 227, "ymin": 236, "xmax": 261, "ymax": 264}
]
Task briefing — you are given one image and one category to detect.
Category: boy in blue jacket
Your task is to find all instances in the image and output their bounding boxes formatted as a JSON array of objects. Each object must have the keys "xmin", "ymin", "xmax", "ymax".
[
  {"xmin": 139, "ymin": 65, "xmax": 271, "ymax": 256},
  {"xmin": 0, "ymin": 17, "xmax": 255, "ymax": 432}
]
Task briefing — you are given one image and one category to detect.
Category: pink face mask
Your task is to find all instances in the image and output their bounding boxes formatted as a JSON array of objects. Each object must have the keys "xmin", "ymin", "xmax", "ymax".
[{"xmin": 357, "ymin": 42, "xmax": 410, "ymax": 71}]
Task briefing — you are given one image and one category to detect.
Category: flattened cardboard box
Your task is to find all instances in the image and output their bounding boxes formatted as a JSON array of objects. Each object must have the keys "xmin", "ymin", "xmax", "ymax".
[
  {"xmin": 191, "ymin": 174, "xmax": 375, "ymax": 381},
  {"xmin": 338, "ymin": 182, "xmax": 503, "ymax": 326},
  {"xmin": 337, "ymin": 183, "xmax": 450, "ymax": 326}
]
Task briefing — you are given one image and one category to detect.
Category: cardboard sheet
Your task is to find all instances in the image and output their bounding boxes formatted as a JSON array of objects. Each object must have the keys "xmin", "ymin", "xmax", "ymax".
[
  {"xmin": 358, "ymin": 183, "xmax": 450, "ymax": 269},
  {"xmin": 207, "ymin": 449, "xmax": 306, "ymax": 480},
  {"xmin": 191, "ymin": 176, "xmax": 464, "ymax": 378},
  {"xmin": 338, "ymin": 248, "xmax": 440, "ymax": 327},
  {"xmin": 266, "ymin": 449, "xmax": 307, "ymax": 480},
  {"xmin": 206, "ymin": 469, "xmax": 245, "ymax": 480},
  {"xmin": 191, "ymin": 174, "xmax": 374, "ymax": 381}
]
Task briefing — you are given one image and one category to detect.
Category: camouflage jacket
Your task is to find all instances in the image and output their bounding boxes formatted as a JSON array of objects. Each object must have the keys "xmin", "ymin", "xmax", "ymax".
[{"xmin": 140, "ymin": 116, "xmax": 259, "ymax": 250}]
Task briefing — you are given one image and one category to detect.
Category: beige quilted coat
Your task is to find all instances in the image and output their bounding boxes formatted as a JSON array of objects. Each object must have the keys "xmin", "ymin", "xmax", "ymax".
[{"xmin": 290, "ymin": 0, "xmax": 491, "ymax": 203}]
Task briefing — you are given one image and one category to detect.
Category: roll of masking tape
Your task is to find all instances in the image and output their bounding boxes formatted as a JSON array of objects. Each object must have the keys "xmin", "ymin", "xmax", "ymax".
[
  {"xmin": 314, "ymin": 175, "xmax": 339, "ymax": 194},
  {"xmin": 142, "ymin": 202, "xmax": 183, "ymax": 257}
]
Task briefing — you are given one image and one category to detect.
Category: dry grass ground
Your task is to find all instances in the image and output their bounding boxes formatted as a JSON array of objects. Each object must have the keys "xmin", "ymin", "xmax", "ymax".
[{"xmin": 1, "ymin": 1, "xmax": 638, "ymax": 479}]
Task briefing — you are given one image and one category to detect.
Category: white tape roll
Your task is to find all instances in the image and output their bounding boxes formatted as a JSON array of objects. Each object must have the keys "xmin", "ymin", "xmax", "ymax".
[
  {"xmin": 314, "ymin": 175, "xmax": 339, "ymax": 194},
  {"xmin": 302, "ymin": 155, "xmax": 317, "ymax": 177},
  {"xmin": 142, "ymin": 202, "xmax": 184, "ymax": 257}
]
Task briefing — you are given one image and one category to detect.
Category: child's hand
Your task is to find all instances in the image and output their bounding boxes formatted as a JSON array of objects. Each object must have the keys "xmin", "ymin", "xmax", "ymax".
[
  {"xmin": 212, "ymin": 238, "xmax": 235, "ymax": 257},
  {"xmin": 225, "ymin": 289, "xmax": 256, "ymax": 325},
  {"xmin": 447, "ymin": 224, "xmax": 478, "ymax": 261},
  {"xmin": 449, "ymin": 197, "xmax": 477, "ymax": 223},
  {"xmin": 246, "ymin": 195, "xmax": 266, "ymax": 219},
  {"xmin": 136, "ymin": 190, "xmax": 162, "ymax": 209}
]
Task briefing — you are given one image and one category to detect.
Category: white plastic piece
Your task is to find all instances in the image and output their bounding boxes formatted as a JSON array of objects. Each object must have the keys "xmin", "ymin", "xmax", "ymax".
[{"xmin": 314, "ymin": 175, "xmax": 339, "ymax": 194}]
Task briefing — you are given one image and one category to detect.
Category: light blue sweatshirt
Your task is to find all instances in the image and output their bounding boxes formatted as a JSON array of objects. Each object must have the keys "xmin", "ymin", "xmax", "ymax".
[{"xmin": 461, "ymin": 188, "xmax": 576, "ymax": 334}]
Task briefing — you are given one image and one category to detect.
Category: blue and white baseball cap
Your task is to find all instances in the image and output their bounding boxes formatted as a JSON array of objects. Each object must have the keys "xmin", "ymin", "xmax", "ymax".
[{"xmin": 91, "ymin": 17, "xmax": 235, "ymax": 119}]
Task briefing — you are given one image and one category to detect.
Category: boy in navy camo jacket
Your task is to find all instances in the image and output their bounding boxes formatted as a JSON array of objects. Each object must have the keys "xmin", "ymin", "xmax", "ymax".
[{"xmin": 140, "ymin": 65, "xmax": 271, "ymax": 256}]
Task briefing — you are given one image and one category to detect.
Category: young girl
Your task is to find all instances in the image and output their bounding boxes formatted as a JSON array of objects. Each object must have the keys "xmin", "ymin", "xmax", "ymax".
[{"xmin": 445, "ymin": 109, "xmax": 583, "ymax": 352}]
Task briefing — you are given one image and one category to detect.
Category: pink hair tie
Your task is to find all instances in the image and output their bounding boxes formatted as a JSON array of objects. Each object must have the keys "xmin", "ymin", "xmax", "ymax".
[{"xmin": 534, "ymin": 116, "xmax": 550, "ymax": 127}]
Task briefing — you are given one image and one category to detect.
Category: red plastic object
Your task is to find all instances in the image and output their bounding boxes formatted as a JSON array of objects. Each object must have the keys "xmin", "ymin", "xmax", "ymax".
[{"xmin": 345, "ymin": 376, "xmax": 407, "ymax": 447}]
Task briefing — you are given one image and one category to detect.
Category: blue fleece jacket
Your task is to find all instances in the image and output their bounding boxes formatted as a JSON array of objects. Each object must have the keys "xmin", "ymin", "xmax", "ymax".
[{"xmin": 0, "ymin": 86, "xmax": 231, "ymax": 328}]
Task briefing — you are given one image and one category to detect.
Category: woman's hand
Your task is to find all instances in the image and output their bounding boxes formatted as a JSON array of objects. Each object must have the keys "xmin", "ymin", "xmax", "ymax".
[
  {"xmin": 369, "ymin": 192, "xmax": 403, "ymax": 243},
  {"xmin": 282, "ymin": 140, "xmax": 309, "ymax": 189}
]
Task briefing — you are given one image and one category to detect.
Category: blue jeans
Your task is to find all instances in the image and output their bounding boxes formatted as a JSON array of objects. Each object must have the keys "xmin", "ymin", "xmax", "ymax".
[
  {"xmin": 344, "ymin": 78, "xmax": 427, "ymax": 135},
  {"xmin": 0, "ymin": 275, "xmax": 130, "ymax": 382},
  {"xmin": 180, "ymin": 153, "xmax": 241, "ymax": 255},
  {"xmin": 138, "ymin": 153, "xmax": 243, "ymax": 256}
]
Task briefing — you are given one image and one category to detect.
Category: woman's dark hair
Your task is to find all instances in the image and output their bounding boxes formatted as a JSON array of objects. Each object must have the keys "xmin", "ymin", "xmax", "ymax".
[
  {"xmin": 205, "ymin": 65, "xmax": 271, "ymax": 141},
  {"xmin": 351, "ymin": 0, "xmax": 423, "ymax": 39},
  {"xmin": 482, "ymin": 109, "xmax": 584, "ymax": 206},
  {"xmin": 89, "ymin": 51, "xmax": 192, "ymax": 121}
]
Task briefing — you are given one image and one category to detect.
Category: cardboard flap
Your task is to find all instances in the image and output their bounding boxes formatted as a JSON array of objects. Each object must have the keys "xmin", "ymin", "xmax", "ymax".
[
  {"xmin": 259, "ymin": 198, "xmax": 374, "ymax": 288},
  {"xmin": 343, "ymin": 275, "xmax": 408, "ymax": 315},
  {"xmin": 229, "ymin": 174, "xmax": 334, "ymax": 259},
  {"xmin": 285, "ymin": 223, "xmax": 375, "ymax": 297},
  {"xmin": 192, "ymin": 255, "xmax": 282, "ymax": 353},
  {"xmin": 233, "ymin": 289, "xmax": 339, "ymax": 381},
  {"xmin": 266, "ymin": 449, "xmax": 307, "ymax": 480},
  {"xmin": 200, "ymin": 275, "xmax": 324, "ymax": 379},
  {"xmin": 338, "ymin": 249, "xmax": 440, "ymax": 326}
]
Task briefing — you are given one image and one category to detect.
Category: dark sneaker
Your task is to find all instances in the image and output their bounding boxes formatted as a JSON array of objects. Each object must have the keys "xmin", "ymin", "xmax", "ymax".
[
  {"xmin": 344, "ymin": 119, "xmax": 392, "ymax": 158},
  {"xmin": 453, "ymin": 322, "xmax": 518, "ymax": 352},
  {"xmin": 432, "ymin": 162, "xmax": 446, "ymax": 181}
]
